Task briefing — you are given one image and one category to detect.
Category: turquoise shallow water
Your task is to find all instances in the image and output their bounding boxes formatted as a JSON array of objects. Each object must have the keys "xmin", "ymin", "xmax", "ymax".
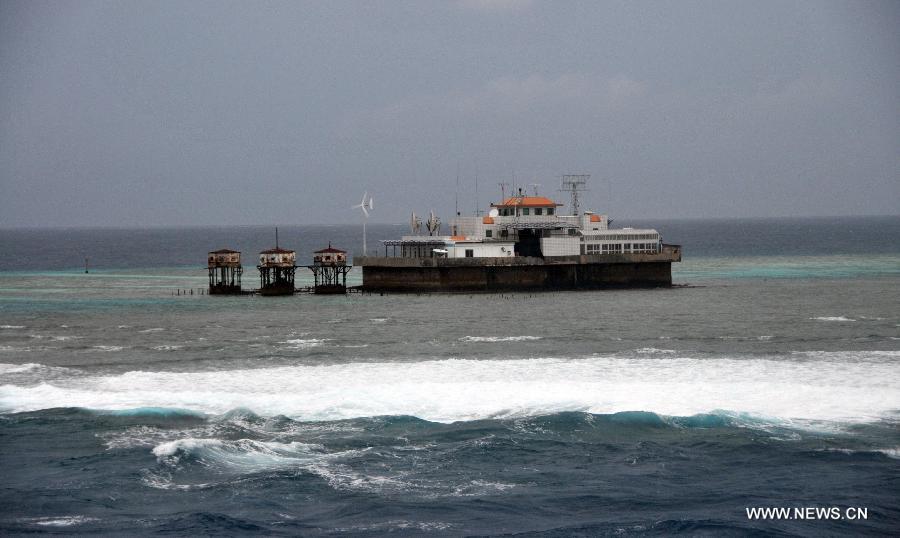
[{"xmin": 0, "ymin": 219, "xmax": 898, "ymax": 535}]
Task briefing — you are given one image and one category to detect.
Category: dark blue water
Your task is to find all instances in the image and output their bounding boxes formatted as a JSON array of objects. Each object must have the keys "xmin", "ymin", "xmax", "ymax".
[
  {"xmin": 1, "ymin": 216, "xmax": 898, "ymax": 271},
  {"xmin": 1, "ymin": 218, "xmax": 898, "ymax": 535}
]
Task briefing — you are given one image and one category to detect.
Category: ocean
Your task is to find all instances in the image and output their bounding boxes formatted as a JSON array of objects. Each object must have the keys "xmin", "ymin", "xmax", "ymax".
[{"xmin": 0, "ymin": 217, "xmax": 898, "ymax": 535}]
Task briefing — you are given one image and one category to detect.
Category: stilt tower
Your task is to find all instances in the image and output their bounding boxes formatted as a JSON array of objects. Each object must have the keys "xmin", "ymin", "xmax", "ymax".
[
  {"xmin": 308, "ymin": 243, "xmax": 351, "ymax": 294},
  {"xmin": 257, "ymin": 230, "xmax": 296, "ymax": 295},
  {"xmin": 207, "ymin": 249, "xmax": 242, "ymax": 294}
]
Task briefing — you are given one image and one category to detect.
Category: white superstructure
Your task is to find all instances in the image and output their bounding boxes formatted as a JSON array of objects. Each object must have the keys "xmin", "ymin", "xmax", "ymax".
[{"xmin": 381, "ymin": 188, "xmax": 662, "ymax": 259}]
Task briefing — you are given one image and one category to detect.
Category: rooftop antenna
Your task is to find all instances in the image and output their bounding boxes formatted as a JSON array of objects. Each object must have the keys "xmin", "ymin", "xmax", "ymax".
[
  {"xmin": 474, "ymin": 165, "xmax": 480, "ymax": 216},
  {"xmin": 455, "ymin": 163, "xmax": 460, "ymax": 216},
  {"xmin": 560, "ymin": 174, "xmax": 590, "ymax": 216},
  {"xmin": 275, "ymin": 227, "xmax": 279, "ymax": 249},
  {"xmin": 498, "ymin": 182, "xmax": 509, "ymax": 201},
  {"xmin": 530, "ymin": 183, "xmax": 541, "ymax": 196},
  {"xmin": 352, "ymin": 191, "xmax": 374, "ymax": 254}
]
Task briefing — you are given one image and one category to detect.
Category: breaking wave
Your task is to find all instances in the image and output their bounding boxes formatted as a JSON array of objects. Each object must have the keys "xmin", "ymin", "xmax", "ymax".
[
  {"xmin": 2, "ymin": 354, "xmax": 898, "ymax": 425},
  {"xmin": 145, "ymin": 432, "xmax": 517, "ymax": 497}
]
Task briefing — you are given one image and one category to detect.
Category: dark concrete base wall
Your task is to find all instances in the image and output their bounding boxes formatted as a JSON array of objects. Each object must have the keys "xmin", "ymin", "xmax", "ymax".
[
  {"xmin": 314, "ymin": 284, "xmax": 347, "ymax": 295},
  {"xmin": 209, "ymin": 285, "xmax": 242, "ymax": 295},
  {"xmin": 258, "ymin": 283, "xmax": 295, "ymax": 296},
  {"xmin": 362, "ymin": 262, "xmax": 672, "ymax": 292}
]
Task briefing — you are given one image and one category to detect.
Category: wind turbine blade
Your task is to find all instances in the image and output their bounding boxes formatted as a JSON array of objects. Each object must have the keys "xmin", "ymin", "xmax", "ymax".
[
  {"xmin": 361, "ymin": 206, "xmax": 369, "ymax": 218},
  {"xmin": 360, "ymin": 191, "xmax": 368, "ymax": 206},
  {"xmin": 368, "ymin": 197, "xmax": 373, "ymax": 210}
]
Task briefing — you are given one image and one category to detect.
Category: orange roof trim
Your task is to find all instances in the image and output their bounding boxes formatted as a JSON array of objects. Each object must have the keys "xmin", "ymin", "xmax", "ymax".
[
  {"xmin": 482, "ymin": 216, "xmax": 495, "ymax": 224},
  {"xmin": 590, "ymin": 214, "xmax": 602, "ymax": 222},
  {"xmin": 492, "ymin": 196, "xmax": 562, "ymax": 208},
  {"xmin": 450, "ymin": 235, "xmax": 467, "ymax": 241}
]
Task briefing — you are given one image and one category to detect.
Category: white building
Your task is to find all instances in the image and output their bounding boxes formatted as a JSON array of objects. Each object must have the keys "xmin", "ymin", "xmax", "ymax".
[{"xmin": 380, "ymin": 191, "xmax": 662, "ymax": 259}]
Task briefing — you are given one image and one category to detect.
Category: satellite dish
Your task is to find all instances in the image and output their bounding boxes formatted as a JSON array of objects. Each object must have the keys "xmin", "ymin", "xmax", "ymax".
[
  {"xmin": 489, "ymin": 208, "xmax": 499, "ymax": 218},
  {"xmin": 425, "ymin": 210, "xmax": 441, "ymax": 236}
]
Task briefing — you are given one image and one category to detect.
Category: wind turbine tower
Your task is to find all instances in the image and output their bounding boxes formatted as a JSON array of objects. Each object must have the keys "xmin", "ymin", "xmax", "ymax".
[{"xmin": 352, "ymin": 191, "xmax": 374, "ymax": 255}]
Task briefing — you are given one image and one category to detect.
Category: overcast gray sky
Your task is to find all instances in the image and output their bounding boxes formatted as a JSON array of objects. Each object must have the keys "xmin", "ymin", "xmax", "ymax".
[{"xmin": 1, "ymin": 0, "xmax": 897, "ymax": 227}]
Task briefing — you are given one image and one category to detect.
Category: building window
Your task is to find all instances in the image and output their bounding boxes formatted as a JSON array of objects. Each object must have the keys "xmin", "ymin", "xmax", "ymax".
[
  {"xmin": 547, "ymin": 208, "xmax": 554, "ymax": 215},
  {"xmin": 486, "ymin": 230, "xmax": 492, "ymax": 238},
  {"xmin": 535, "ymin": 208, "xmax": 543, "ymax": 215},
  {"xmin": 465, "ymin": 249, "xmax": 474, "ymax": 258},
  {"xmin": 523, "ymin": 208, "xmax": 530, "ymax": 215}
]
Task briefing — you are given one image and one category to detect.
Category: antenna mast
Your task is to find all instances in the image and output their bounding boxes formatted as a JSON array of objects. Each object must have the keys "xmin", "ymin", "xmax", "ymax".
[
  {"xmin": 275, "ymin": 227, "xmax": 279, "ymax": 248},
  {"xmin": 498, "ymin": 182, "xmax": 509, "ymax": 201},
  {"xmin": 455, "ymin": 163, "xmax": 460, "ymax": 216},
  {"xmin": 560, "ymin": 174, "xmax": 590, "ymax": 216},
  {"xmin": 474, "ymin": 166, "xmax": 479, "ymax": 216}
]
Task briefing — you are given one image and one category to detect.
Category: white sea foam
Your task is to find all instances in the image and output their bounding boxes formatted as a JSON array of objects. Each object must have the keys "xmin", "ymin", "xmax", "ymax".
[
  {"xmin": 147, "ymin": 435, "xmax": 513, "ymax": 497},
  {"xmin": 281, "ymin": 338, "xmax": 326, "ymax": 349},
  {"xmin": 820, "ymin": 447, "xmax": 900, "ymax": 460},
  {"xmin": 29, "ymin": 334, "xmax": 80, "ymax": 341},
  {"xmin": 152, "ymin": 438, "xmax": 327, "ymax": 472},
  {"xmin": 0, "ymin": 325, "xmax": 25, "ymax": 329},
  {"xmin": 146, "ymin": 441, "xmax": 409, "ymax": 496},
  {"xmin": 790, "ymin": 350, "xmax": 900, "ymax": 361},
  {"xmin": 0, "ymin": 362, "xmax": 43, "ymax": 374},
  {"xmin": 2, "ymin": 354, "xmax": 899, "ymax": 425},
  {"xmin": 152, "ymin": 345, "xmax": 183, "ymax": 351},
  {"xmin": 811, "ymin": 316, "xmax": 856, "ymax": 322},
  {"xmin": 334, "ymin": 520, "xmax": 452, "ymax": 532},
  {"xmin": 93, "ymin": 345, "xmax": 125, "ymax": 352},
  {"xmin": 139, "ymin": 327, "xmax": 166, "ymax": 333},
  {"xmin": 24, "ymin": 516, "xmax": 99, "ymax": 527},
  {"xmin": 460, "ymin": 336, "xmax": 543, "ymax": 342},
  {"xmin": 634, "ymin": 347, "xmax": 677, "ymax": 354}
]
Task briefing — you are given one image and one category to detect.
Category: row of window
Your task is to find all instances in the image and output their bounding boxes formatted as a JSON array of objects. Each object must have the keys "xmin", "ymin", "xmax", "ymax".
[
  {"xmin": 584, "ymin": 233, "xmax": 659, "ymax": 241},
  {"xmin": 584, "ymin": 243, "xmax": 659, "ymax": 254},
  {"xmin": 496, "ymin": 207, "xmax": 555, "ymax": 216}
]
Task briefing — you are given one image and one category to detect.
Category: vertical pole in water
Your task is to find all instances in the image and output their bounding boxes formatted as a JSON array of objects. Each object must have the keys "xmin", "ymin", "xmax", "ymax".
[{"xmin": 84, "ymin": 257, "xmax": 89, "ymax": 274}]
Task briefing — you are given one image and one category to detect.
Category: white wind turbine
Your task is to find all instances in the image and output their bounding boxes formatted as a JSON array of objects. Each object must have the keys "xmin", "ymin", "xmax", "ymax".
[{"xmin": 352, "ymin": 191, "xmax": 374, "ymax": 255}]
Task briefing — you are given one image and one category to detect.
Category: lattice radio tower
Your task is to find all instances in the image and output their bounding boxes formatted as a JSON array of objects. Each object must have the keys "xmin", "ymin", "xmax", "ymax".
[{"xmin": 559, "ymin": 174, "xmax": 590, "ymax": 215}]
